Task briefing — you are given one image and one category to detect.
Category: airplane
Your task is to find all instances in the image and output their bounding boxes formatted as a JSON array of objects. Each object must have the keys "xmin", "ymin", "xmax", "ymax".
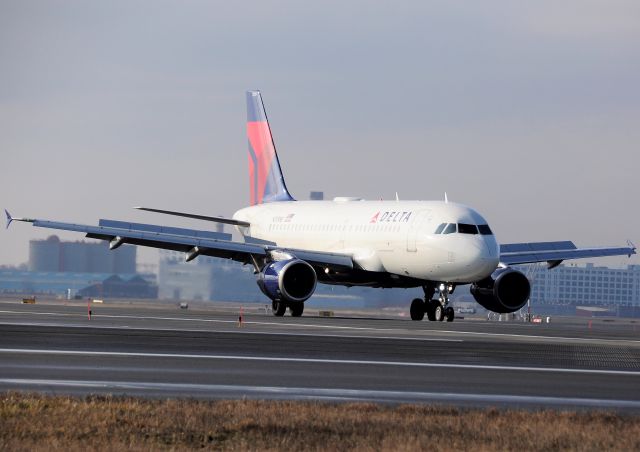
[{"xmin": 6, "ymin": 91, "xmax": 636, "ymax": 321}]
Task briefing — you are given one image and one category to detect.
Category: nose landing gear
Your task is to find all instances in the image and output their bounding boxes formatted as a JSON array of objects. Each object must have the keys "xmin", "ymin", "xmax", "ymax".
[{"xmin": 410, "ymin": 283, "xmax": 455, "ymax": 322}]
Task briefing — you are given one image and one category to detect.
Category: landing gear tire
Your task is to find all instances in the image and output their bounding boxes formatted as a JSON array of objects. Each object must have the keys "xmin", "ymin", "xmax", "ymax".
[
  {"xmin": 444, "ymin": 306, "xmax": 455, "ymax": 322},
  {"xmin": 426, "ymin": 299, "xmax": 438, "ymax": 321},
  {"xmin": 272, "ymin": 300, "xmax": 287, "ymax": 317},
  {"xmin": 434, "ymin": 303, "xmax": 444, "ymax": 322},
  {"xmin": 290, "ymin": 303, "xmax": 304, "ymax": 317},
  {"xmin": 410, "ymin": 298, "xmax": 425, "ymax": 321}
]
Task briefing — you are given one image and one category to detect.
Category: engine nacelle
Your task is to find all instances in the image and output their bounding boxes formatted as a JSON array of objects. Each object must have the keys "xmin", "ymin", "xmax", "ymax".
[
  {"xmin": 257, "ymin": 258, "xmax": 317, "ymax": 303},
  {"xmin": 470, "ymin": 267, "xmax": 531, "ymax": 313}
]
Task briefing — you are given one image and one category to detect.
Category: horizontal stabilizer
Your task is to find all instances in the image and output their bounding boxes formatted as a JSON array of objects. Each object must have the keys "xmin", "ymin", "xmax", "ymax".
[{"xmin": 135, "ymin": 207, "xmax": 250, "ymax": 228}]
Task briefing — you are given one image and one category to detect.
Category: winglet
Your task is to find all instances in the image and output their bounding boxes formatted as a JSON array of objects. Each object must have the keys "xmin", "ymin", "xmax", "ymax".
[
  {"xmin": 5, "ymin": 210, "xmax": 12, "ymax": 229},
  {"xmin": 628, "ymin": 240, "xmax": 637, "ymax": 257},
  {"xmin": 4, "ymin": 210, "xmax": 35, "ymax": 229}
]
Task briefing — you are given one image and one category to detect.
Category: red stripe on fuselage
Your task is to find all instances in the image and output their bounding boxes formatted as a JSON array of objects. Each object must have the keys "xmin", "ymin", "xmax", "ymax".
[{"xmin": 247, "ymin": 121, "xmax": 276, "ymax": 205}]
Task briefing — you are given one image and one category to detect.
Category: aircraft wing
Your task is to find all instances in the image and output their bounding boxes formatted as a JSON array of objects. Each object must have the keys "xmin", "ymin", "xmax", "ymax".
[
  {"xmin": 6, "ymin": 213, "xmax": 354, "ymax": 271},
  {"xmin": 500, "ymin": 241, "xmax": 636, "ymax": 268}
]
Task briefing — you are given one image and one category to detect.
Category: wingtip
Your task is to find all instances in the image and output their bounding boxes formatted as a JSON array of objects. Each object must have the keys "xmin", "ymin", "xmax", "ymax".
[{"xmin": 4, "ymin": 209, "xmax": 12, "ymax": 229}]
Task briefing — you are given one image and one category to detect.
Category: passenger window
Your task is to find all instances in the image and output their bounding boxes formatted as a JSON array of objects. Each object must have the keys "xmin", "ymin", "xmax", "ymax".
[
  {"xmin": 434, "ymin": 223, "xmax": 446, "ymax": 234},
  {"xmin": 443, "ymin": 223, "xmax": 457, "ymax": 234},
  {"xmin": 458, "ymin": 223, "xmax": 478, "ymax": 234},
  {"xmin": 478, "ymin": 224, "xmax": 493, "ymax": 235}
]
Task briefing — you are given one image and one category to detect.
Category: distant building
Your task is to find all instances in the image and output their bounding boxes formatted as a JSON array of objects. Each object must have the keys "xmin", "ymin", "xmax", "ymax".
[
  {"xmin": 514, "ymin": 263, "xmax": 640, "ymax": 317},
  {"xmin": 0, "ymin": 270, "xmax": 157, "ymax": 299},
  {"xmin": 528, "ymin": 263, "xmax": 640, "ymax": 307},
  {"xmin": 0, "ymin": 235, "xmax": 154, "ymax": 298},
  {"xmin": 309, "ymin": 191, "xmax": 324, "ymax": 200},
  {"xmin": 78, "ymin": 274, "xmax": 157, "ymax": 299},
  {"xmin": 158, "ymin": 249, "xmax": 411, "ymax": 307},
  {"xmin": 29, "ymin": 235, "xmax": 136, "ymax": 274},
  {"xmin": 158, "ymin": 250, "xmax": 262, "ymax": 302}
]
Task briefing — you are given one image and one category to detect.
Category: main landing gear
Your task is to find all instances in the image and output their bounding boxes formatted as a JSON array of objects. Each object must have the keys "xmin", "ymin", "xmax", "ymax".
[
  {"xmin": 272, "ymin": 299, "xmax": 304, "ymax": 317},
  {"xmin": 410, "ymin": 283, "xmax": 455, "ymax": 322}
]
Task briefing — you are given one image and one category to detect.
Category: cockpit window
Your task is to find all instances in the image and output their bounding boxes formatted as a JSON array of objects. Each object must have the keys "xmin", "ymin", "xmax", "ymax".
[
  {"xmin": 478, "ymin": 224, "xmax": 493, "ymax": 235},
  {"xmin": 458, "ymin": 223, "xmax": 478, "ymax": 234},
  {"xmin": 442, "ymin": 223, "xmax": 457, "ymax": 234},
  {"xmin": 434, "ymin": 223, "xmax": 446, "ymax": 234}
]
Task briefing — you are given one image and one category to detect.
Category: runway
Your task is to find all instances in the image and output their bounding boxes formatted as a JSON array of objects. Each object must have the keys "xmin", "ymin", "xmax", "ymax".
[{"xmin": 1, "ymin": 300, "xmax": 639, "ymax": 411}]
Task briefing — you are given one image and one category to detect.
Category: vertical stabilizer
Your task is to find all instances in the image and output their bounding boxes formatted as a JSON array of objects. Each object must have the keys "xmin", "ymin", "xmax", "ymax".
[{"xmin": 246, "ymin": 91, "xmax": 295, "ymax": 205}]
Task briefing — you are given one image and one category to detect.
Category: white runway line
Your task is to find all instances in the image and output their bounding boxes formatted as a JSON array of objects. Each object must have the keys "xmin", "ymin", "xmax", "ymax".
[
  {"xmin": 1, "ymin": 308, "xmax": 639, "ymax": 345},
  {"xmin": 1, "ymin": 348, "xmax": 639, "ymax": 377},
  {"xmin": 0, "ymin": 320, "xmax": 463, "ymax": 343}
]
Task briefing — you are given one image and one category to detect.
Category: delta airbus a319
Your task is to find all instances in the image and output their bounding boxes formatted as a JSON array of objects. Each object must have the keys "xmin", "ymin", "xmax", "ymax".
[{"xmin": 6, "ymin": 91, "xmax": 636, "ymax": 321}]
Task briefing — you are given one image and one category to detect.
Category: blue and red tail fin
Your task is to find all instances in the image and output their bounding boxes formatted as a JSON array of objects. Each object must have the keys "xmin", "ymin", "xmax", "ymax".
[{"xmin": 246, "ymin": 90, "xmax": 295, "ymax": 206}]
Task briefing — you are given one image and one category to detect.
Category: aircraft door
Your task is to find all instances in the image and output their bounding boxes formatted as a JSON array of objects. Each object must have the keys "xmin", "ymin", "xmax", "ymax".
[{"xmin": 406, "ymin": 210, "xmax": 432, "ymax": 252}]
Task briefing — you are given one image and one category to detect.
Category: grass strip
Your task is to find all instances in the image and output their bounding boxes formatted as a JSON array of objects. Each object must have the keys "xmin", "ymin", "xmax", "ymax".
[{"xmin": 2, "ymin": 392, "xmax": 639, "ymax": 451}]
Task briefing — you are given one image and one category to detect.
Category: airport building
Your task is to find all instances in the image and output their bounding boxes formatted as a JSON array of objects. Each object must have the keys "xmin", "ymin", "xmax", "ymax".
[
  {"xmin": 523, "ymin": 263, "xmax": 640, "ymax": 316},
  {"xmin": 0, "ymin": 270, "xmax": 157, "ymax": 299},
  {"xmin": 29, "ymin": 235, "xmax": 136, "ymax": 274},
  {"xmin": 158, "ymin": 250, "xmax": 264, "ymax": 302},
  {"xmin": 158, "ymin": 249, "xmax": 392, "ymax": 307},
  {"xmin": 158, "ymin": 253, "xmax": 398, "ymax": 308},
  {"xmin": 0, "ymin": 236, "xmax": 156, "ymax": 298}
]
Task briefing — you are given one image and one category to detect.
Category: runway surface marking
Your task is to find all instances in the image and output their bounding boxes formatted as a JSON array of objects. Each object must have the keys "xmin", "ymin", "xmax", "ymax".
[
  {"xmin": 0, "ymin": 309, "xmax": 407, "ymax": 333},
  {"xmin": 2, "ymin": 348, "xmax": 639, "ymax": 377},
  {"xmin": 0, "ymin": 322, "xmax": 463, "ymax": 343},
  {"xmin": 2, "ymin": 378, "xmax": 640, "ymax": 408},
  {"xmin": 1, "ymin": 309, "xmax": 639, "ymax": 345}
]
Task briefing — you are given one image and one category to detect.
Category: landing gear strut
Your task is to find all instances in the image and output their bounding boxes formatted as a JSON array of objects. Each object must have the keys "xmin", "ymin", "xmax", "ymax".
[{"xmin": 410, "ymin": 283, "xmax": 455, "ymax": 322}]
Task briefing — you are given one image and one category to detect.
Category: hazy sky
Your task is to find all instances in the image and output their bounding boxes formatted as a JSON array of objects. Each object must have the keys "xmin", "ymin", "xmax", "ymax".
[{"xmin": 1, "ymin": 1, "xmax": 638, "ymax": 267}]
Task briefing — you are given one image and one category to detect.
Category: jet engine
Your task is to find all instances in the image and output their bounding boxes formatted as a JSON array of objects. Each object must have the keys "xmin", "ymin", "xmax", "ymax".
[
  {"xmin": 257, "ymin": 258, "xmax": 317, "ymax": 303},
  {"xmin": 470, "ymin": 267, "xmax": 530, "ymax": 313}
]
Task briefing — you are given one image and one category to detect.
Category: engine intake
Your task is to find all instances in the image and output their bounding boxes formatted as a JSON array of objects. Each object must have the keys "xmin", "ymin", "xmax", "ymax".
[
  {"xmin": 258, "ymin": 258, "xmax": 317, "ymax": 303},
  {"xmin": 470, "ymin": 267, "xmax": 530, "ymax": 313}
]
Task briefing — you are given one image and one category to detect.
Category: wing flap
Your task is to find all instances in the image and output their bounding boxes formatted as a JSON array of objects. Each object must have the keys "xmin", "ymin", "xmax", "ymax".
[
  {"xmin": 23, "ymin": 217, "xmax": 354, "ymax": 270},
  {"xmin": 500, "ymin": 241, "xmax": 576, "ymax": 253},
  {"xmin": 31, "ymin": 218, "xmax": 267, "ymax": 262},
  {"xmin": 500, "ymin": 240, "xmax": 635, "ymax": 266},
  {"xmin": 98, "ymin": 219, "xmax": 232, "ymax": 241}
]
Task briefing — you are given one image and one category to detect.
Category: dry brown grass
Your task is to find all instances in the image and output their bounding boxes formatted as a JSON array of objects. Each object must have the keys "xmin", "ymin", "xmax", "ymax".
[{"xmin": 1, "ymin": 393, "xmax": 639, "ymax": 451}]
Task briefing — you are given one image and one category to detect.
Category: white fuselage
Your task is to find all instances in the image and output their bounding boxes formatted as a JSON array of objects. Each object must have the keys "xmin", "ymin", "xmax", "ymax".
[{"xmin": 234, "ymin": 199, "xmax": 500, "ymax": 283}]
